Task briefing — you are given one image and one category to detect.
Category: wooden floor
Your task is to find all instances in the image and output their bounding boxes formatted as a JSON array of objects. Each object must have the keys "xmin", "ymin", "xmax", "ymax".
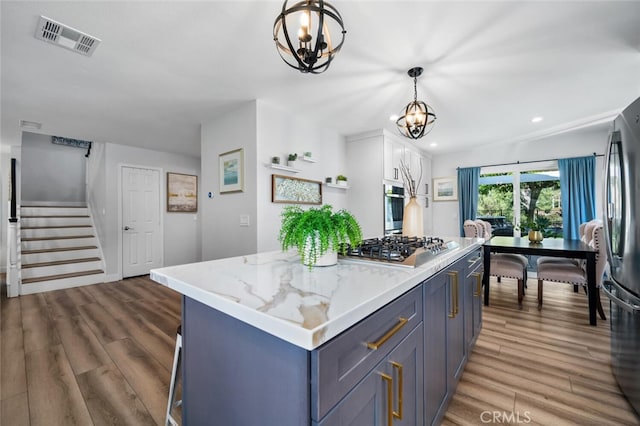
[
  {"xmin": 443, "ymin": 278, "xmax": 640, "ymax": 426},
  {"xmin": 1, "ymin": 275, "xmax": 638, "ymax": 425}
]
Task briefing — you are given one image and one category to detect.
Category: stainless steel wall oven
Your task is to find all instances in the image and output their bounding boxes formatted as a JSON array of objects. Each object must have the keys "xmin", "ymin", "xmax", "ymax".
[{"xmin": 384, "ymin": 184, "xmax": 404, "ymax": 235}]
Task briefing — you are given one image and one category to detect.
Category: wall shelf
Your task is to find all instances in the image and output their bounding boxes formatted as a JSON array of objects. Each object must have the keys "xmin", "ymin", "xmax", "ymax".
[
  {"xmin": 301, "ymin": 156, "xmax": 317, "ymax": 163},
  {"xmin": 325, "ymin": 183, "xmax": 350, "ymax": 190},
  {"xmin": 269, "ymin": 164, "xmax": 300, "ymax": 173}
]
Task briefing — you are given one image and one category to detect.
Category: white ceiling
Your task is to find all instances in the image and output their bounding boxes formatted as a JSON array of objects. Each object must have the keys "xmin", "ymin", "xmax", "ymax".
[{"xmin": 1, "ymin": 1, "xmax": 639, "ymax": 158}]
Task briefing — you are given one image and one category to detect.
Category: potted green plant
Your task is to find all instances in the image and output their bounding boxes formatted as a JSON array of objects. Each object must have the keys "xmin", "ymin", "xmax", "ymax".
[
  {"xmin": 287, "ymin": 153, "xmax": 298, "ymax": 167},
  {"xmin": 279, "ymin": 204, "xmax": 362, "ymax": 268},
  {"xmin": 521, "ymin": 215, "xmax": 550, "ymax": 242},
  {"xmin": 336, "ymin": 174, "xmax": 348, "ymax": 186}
]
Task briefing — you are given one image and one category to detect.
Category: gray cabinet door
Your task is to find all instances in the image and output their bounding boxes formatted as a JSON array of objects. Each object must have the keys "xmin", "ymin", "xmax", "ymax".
[
  {"xmin": 445, "ymin": 265, "xmax": 466, "ymax": 391},
  {"xmin": 424, "ymin": 270, "xmax": 449, "ymax": 425},
  {"xmin": 318, "ymin": 324, "xmax": 424, "ymax": 426},
  {"xmin": 464, "ymin": 250, "xmax": 483, "ymax": 347}
]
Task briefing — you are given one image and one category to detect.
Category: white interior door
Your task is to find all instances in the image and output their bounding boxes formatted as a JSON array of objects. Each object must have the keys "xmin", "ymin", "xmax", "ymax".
[{"xmin": 122, "ymin": 166, "xmax": 162, "ymax": 278}]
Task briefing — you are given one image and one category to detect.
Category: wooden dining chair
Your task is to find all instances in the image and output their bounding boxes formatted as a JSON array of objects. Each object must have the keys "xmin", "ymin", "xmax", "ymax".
[{"xmin": 536, "ymin": 224, "xmax": 607, "ymax": 320}]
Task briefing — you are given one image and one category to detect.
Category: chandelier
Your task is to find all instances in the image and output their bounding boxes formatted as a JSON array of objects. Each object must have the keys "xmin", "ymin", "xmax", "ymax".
[
  {"xmin": 396, "ymin": 67, "xmax": 437, "ymax": 139},
  {"xmin": 273, "ymin": 0, "xmax": 346, "ymax": 74}
]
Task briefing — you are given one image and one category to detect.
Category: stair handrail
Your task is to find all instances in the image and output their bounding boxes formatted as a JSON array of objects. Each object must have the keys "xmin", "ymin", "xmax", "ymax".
[
  {"xmin": 9, "ymin": 158, "xmax": 17, "ymax": 222},
  {"xmin": 7, "ymin": 158, "xmax": 20, "ymax": 297}
]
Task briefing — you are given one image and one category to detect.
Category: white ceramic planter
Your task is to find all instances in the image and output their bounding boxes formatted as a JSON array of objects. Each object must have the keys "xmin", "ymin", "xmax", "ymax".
[{"xmin": 303, "ymin": 232, "xmax": 338, "ymax": 267}]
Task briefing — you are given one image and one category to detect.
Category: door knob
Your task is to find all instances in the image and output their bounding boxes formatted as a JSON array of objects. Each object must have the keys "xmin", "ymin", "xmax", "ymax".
[{"xmin": 124, "ymin": 226, "xmax": 134, "ymax": 231}]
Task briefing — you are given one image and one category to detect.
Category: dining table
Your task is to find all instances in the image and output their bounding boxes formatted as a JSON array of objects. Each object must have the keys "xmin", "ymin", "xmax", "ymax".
[{"xmin": 482, "ymin": 236, "xmax": 599, "ymax": 325}]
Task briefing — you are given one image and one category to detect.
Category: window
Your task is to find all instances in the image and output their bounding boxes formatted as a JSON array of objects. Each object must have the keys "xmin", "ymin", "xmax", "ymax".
[{"xmin": 478, "ymin": 163, "xmax": 562, "ymax": 238}]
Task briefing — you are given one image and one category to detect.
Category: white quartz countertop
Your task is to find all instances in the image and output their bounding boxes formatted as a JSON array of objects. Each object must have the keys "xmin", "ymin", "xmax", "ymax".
[{"xmin": 150, "ymin": 237, "xmax": 483, "ymax": 350}]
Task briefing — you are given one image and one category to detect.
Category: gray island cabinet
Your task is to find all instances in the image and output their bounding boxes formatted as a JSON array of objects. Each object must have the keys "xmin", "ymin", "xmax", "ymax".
[{"xmin": 150, "ymin": 239, "xmax": 483, "ymax": 426}]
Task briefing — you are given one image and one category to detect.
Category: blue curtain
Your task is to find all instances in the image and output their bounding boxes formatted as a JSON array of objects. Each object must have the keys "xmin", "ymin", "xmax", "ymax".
[
  {"xmin": 458, "ymin": 167, "xmax": 480, "ymax": 236},
  {"xmin": 558, "ymin": 156, "xmax": 595, "ymax": 239}
]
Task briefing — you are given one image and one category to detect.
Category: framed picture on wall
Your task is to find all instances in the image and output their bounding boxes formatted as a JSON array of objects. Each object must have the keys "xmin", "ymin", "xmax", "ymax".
[
  {"xmin": 433, "ymin": 176, "xmax": 458, "ymax": 201},
  {"xmin": 167, "ymin": 172, "xmax": 198, "ymax": 212},
  {"xmin": 272, "ymin": 174, "xmax": 322, "ymax": 204},
  {"xmin": 219, "ymin": 148, "xmax": 244, "ymax": 193}
]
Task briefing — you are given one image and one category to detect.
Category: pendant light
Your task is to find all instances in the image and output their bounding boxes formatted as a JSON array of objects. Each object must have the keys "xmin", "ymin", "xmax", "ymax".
[
  {"xmin": 396, "ymin": 67, "xmax": 437, "ymax": 139},
  {"xmin": 273, "ymin": 0, "xmax": 346, "ymax": 74}
]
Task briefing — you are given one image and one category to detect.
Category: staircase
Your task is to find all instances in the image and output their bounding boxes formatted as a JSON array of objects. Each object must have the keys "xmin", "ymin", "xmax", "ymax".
[{"xmin": 19, "ymin": 203, "xmax": 105, "ymax": 294}]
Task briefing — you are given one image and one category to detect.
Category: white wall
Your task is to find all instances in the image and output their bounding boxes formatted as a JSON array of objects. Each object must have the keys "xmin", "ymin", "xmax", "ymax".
[
  {"xmin": 431, "ymin": 126, "xmax": 610, "ymax": 237},
  {"xmin": 91, "ymin": 142, "xmax": 201, "ymax": 279},
  {"xmin": 201, "ymin": 101, "xmax": 258, "ymax": 260},
  {"xmin": 200, "ymin": 100, "xmax": 348, "ymax": 259},
  {"xmin": 256, "ymin": 100, "xmax": 348, "ymax": 252},
  {"xmin": 21, "ymin": 132, "xmax": 86, "ymax": 203}
]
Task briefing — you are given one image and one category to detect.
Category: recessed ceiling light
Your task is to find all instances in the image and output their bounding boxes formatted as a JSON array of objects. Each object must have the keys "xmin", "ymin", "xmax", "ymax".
[
  {"xmin": 20, "ymin": 120, "xmax": 42, "ymax": 130},
  {"xmin": 430, "ymin": 142, "xmax": 437, "ymax": 147},
  {"xmin": 389, "ymin": 114, "xmax": 399, "ymax": 121},
  {"xmin": 531, "ymin": 116, "xmax": 544, "ymax": 123}
]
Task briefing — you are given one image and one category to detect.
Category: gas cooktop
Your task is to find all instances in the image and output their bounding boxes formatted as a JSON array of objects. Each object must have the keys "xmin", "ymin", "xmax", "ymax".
[{"xmin": 341, "ymin": 236, "xmax": 459, "ymax": 268}]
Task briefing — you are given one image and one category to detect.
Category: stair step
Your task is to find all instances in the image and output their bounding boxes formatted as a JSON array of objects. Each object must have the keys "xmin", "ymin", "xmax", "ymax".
[
  {"xmin": 22, "ymin": 235, "xmax": 94, "ymax": 241},
  {"xmin": 21, "ymin": 217, "xmax": 92, "ymax": 227},
  {"xmin": 22, "ymin": 257, "xmax": 101, "ymax": 269},
  {"xmin": 22, "ymin": 205, "xmax": 87, "ymax": 208},
  {"xmin": 22, "ymin": 269, "xmax": 104, "ymax": 284},
  {"xmin": 21, "ymin": 215, "xmax": 90, "ymax": 218},
  {"xmin": 22, "ymin": 246, "xmax": 98, "ymax": 255},
  {"xmin": 21, "ymin": 225, "xmax": 92, "ymax": 229}
]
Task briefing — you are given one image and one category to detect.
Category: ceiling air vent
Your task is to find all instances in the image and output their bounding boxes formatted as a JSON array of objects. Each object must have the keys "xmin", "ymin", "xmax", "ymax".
[{"xmin": 34, "ymin": 16, "xmax": 100, "ymax": 57}]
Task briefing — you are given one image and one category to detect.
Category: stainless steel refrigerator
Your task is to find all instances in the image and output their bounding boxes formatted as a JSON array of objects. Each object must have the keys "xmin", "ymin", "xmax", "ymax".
[{"xmin": 603, "ymin": 95, "xmax": 640, "ymax": 416}]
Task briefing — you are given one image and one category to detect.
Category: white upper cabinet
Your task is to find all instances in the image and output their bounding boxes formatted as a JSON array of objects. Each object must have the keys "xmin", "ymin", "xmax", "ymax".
[
  {"xmin": 347, "ymin": 129, "xmax": 433, "ymax": 237},
  {"xmin": 383, "ymin": 138, "xmax": 405, "ymax": 182}
]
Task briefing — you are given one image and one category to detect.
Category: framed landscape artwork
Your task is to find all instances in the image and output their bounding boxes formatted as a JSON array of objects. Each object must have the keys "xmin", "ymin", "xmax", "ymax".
[
  {"xmin": 272, "ymin": 174, "xmax": 322, "ymax": 205},
  {"xmin": 433, "ymin": 176, "xmax": 458, "ymax": 201},
  {"xmin": 219, "ymin": 148, "xmax": 244, "ymax": 193},
  {"xmin": 167, "ymin": 172, "xmax": 198, "ymax": 212}
]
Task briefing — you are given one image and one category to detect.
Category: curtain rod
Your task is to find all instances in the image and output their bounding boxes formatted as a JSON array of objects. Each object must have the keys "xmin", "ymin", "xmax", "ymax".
[{"xmin": 457, "ymin": 152, "xmax": 604, "ymax": 170}]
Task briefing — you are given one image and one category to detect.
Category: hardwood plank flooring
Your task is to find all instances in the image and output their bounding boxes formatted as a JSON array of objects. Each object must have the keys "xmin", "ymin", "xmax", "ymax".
[
  {"xmin": 1, "ymin": 275, "xmax": 638, "ymax": 425},
  {"xmin": 443, "ymin": 277, "xmax": 640, "ymax": 426}
]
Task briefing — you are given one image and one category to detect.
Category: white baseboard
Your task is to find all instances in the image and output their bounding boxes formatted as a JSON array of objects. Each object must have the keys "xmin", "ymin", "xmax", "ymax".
[{"xmin": 105, "ymin": 273, "xmax": 121, "ymax": 283}]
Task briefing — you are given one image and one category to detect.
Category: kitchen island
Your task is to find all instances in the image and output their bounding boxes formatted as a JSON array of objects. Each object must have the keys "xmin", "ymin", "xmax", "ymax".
[{"xmin": 151, "ymin": 237, "xmax": 483, "ymax": 425}]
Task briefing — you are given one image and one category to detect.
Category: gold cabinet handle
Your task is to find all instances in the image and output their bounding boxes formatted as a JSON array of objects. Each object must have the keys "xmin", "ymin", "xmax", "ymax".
[
  {"xmin": 367, "ymin": 317, "xmax": 408, "ymax": 350},
  {"xmin": 472, "ymin": 272, "xmax": 482, "ymax": 297},
  {"xmin": 391, "ymin": 361, "xmax": 403, "ymax": 420},
  {"xmin": 467, "ymin": 255, "xmax": 482, "ymax": 266},
  {"xmin": 447, "ymin": 271, "xmax": 459, "ymax": 318},
  {"xmin": 455, "ymin": 273, "xmax": 459, "ymax": 315},
  {"xmin": 380, "ymin": 373, "xmax": 393, "ymax": 426}
]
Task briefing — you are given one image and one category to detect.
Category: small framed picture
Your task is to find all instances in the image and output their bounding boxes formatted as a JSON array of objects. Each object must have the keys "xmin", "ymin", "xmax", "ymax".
[
  {"xmin": 272, "ymin": 174, "xmax": 322, "ymax": 204},
  {"xmin": 167, "ymin": 172, "xmax": 198, "ymax": 212},
  {"xmin": 433, "ymin": 177, "xmax": 458, "ymax": 201},
  {"xmin": 219, "ymin": 148, "xmax": 244, "ymax": 193}
]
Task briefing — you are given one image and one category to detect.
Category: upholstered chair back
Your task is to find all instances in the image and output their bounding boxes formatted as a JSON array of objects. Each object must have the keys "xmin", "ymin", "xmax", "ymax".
[
  {"xmin": 463, "ymin": 220, "xmax": 482, "ymax": 237},
  {"xmin": 476, "ymin": 220, "xmax": 492, "ymax": 238},
  {"xmin": 591, "ymin": 224, "xmax": 608, "ymax": 285}
]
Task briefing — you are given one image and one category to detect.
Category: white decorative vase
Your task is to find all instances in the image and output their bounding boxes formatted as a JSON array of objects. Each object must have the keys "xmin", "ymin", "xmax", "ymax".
[
  {"xmin": 288, "ymin": 160, "xmax": 297, "ymax": 168},
  {"xmin": 402, "ymin": 196, "xmax": 424, "ymax": 237},
  {"xmin": 337, "ymin": 180, "xmax": 347, "ymax": 186}
]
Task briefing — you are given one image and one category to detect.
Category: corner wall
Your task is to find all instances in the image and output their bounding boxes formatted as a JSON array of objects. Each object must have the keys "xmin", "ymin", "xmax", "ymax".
[
  {"xmin": 430, "ymin": 126, "xmax": 610, "ymax": 237},
  {"xmin": 200, "ymin": 100, "xmax": 349, "ymax": 259},
  {"xmin": 201, "ymin": 102, "xmax": 258, "ymax": 260},
  {"xmin": 255, "ymin": 100, "xmax": 348, "ymax": 252}
]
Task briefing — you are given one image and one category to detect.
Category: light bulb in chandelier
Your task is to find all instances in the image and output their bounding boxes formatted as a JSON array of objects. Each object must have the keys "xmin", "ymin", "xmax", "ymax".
[
  {"xmin": 273, "ymin": 0, "xmax": 346, "ymax": 74},
  {"xmin": 396, "ymin": 67, "xmax": 437, "ymax": 140}
]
